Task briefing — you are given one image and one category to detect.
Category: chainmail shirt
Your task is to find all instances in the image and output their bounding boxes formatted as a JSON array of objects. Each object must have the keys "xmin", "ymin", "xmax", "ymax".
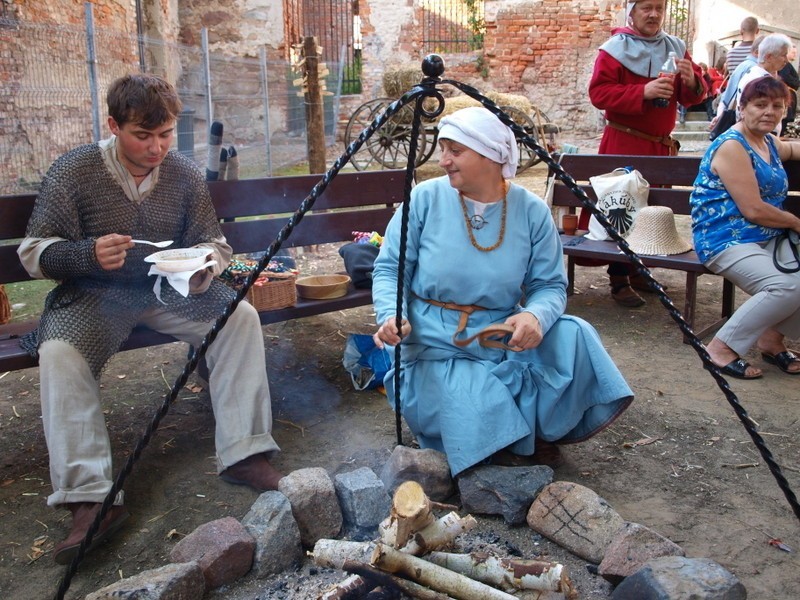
[{"xmin": 21, "ymin": 144, "xmax": 235, "ymax": 377}]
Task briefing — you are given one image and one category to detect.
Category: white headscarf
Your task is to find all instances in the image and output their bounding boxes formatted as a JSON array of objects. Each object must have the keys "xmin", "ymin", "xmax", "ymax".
[{"xmin": 437, "ymin": 107, "xmax": 519, "ymax": 179}]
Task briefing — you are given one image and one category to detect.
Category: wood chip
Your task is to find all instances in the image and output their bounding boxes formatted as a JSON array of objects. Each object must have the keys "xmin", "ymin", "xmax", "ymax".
[{"xmin": 622, "ymin": 436, "xmax": 661, "ymax": 448}]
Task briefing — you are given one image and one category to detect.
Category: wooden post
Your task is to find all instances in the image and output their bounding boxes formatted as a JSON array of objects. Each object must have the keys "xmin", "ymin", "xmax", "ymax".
[{"xmin": 303, "ymin": 35, "xmax": 326, "ymax": 174}]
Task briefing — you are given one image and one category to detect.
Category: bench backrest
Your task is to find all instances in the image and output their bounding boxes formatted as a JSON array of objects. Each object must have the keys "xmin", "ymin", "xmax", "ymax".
[
  {"xmin": 0, "ymin": 170, "xmax": 405, "ymax": 285},
  {"xmin": 550, "ymin": 153, "xmax": 800, "ymax": 216}
]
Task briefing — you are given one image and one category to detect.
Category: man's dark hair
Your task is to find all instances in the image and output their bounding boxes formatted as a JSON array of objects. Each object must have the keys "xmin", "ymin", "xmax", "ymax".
[
  {"xmin": 740, "ymin": 75, "xmax": 790, "ymax": 107},
  {"xmin": 106, "ymin": 73, "xmax": 182, "ymax": 129}
]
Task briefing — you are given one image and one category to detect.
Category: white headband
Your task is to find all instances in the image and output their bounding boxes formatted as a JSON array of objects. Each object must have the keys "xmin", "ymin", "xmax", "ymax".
[{"xmin": 437, "ymin": 107, "xmax": 519, "ymax": 179}]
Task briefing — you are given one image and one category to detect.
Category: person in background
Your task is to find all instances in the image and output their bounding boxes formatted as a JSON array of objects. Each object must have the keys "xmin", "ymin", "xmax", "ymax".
[
  {"xmin": 18, "ymin": 74, "xmax": 283, "ymax": 564},
  {"xmin": 585, "ymin": 0, "xmax": 706, "ymax": 308},
  {"xmin": 680, "ymin": 62, "xmax": 718, "ymax": 124},
  {"xmin": 734, "ymin": 34, "xmax": 791, "ymax": 135},
  {"xmin": 778, "ymin": 45, "xmax": 799, "ymax": 133},
  {"xmin": 708, "ymin": 57, "xmax": 726, "ymax": 97},
  {"xmin": 711, "ymin": 35, "xmax": 764, "ymax": 134},
  {"xmin": 726, "ymin": 16, "xmax": 760, "ymax": 74},
  {"xmin": 691, "ymin": 77, "xmax": 800, "ymax": 379},
  {"xmin": 371, "ymin": 107, "xmax": 634, "ymax": 477}
]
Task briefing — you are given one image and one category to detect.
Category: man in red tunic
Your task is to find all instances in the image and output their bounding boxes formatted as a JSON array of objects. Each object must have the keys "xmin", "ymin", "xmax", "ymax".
[{"xmin": 581, "ymin": 0, "xmax": 706, "ymax": 307}]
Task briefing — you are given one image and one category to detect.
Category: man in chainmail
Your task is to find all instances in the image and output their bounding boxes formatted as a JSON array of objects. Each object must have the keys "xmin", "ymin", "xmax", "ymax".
[{"xmin": 17, "ymin": 74, "xmax": 283, "ymax": 565}]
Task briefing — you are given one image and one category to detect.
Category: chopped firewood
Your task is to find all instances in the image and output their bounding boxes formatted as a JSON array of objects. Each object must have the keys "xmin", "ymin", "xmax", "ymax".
[
  {"xmin": 425, "ymin": 551, "xmax": 576, "ymax": 597},
  {"xmin": 401, "ymin": 512, "xmax": 477, "ymax": 555},
  {"xmin": 370, "ymin": 542, "xmax": 518, "ymax": 600},
  {"xmin": 318, "ymin": 573, "xmax": 378, "ymax": 599},
  {"xmin": 390, "ymin": 481, "xmax": 435, "ymax": 548},
  {"xmin": 312, "ymin": 539, "xmax": 376, "ymax": 570},
  {"xmin": 343, "ymin": 560, "xmax": 456, "ymax": 600}
]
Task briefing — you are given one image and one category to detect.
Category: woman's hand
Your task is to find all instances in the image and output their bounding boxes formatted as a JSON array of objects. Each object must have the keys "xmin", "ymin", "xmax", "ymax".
[
  {"xmin": 505, "ymin": 312, "xmax": 543, "ymax": 351},
  {"xmin": 374, "ymin": 316, "xmax": 411, "ymax": 349}
]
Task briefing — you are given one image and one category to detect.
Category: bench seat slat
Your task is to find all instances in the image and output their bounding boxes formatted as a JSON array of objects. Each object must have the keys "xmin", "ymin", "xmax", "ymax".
[
  {"xmin": 559, "ymin": 235, "xmax": 709, "ymax": 272},
  {"xmin": 209, "ymin": 170, "xmax": 403, "ymax": 218}
]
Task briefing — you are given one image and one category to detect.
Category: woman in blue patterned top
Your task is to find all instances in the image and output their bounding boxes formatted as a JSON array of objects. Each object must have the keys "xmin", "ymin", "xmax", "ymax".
[{"xmin": 691, "ymin": 77, "xmax": 800, "ymax": 379}]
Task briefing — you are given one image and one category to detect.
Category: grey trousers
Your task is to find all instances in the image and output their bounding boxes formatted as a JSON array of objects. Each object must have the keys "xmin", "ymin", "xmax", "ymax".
[
  {"xmin": 39, "ymin": 301, "xmax": 279, "ymax": 507},
  {"xmin": 706, "ymin": 237, "xmax": 800, "ymax": 356}
]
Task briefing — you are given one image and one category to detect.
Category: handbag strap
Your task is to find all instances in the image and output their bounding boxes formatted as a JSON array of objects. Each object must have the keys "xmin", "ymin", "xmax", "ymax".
[{"xmin": 773, "ymin": 230, "xmax": 800, "ymax": 274}]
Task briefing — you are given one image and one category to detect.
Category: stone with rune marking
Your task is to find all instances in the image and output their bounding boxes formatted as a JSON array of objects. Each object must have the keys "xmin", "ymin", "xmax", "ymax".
[{"xmin": 527, "ymin": 481, "xmax": 624, "ymax": 564}]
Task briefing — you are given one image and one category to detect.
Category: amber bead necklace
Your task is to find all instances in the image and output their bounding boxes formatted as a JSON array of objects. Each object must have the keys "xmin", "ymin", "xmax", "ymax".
[{"xmin": 458, "ymin": 180, "xmax": 508, "ymax": 252}]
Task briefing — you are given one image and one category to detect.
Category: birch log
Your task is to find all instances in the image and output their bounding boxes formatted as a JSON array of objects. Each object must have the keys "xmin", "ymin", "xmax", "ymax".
[
  {"xmin": 425, "ymin": 551, "xmax": 576, "ymax": 597},
  {"xmin": 343, "ymin": 561, "xmax": 456, "ymax": 600},
  {"xmin": 370, "ymin": 542, "xmax": 518, "ymax": 600},
  {"xmin": 318, "ymin": 573, "xmax": 377, "ymax": 600},
  {"xmin": 401, "ymin": 512, "xmax": 478, "ymax": 555},
  {"xmin": 391, "ymin": 481, "xmax": 435, "ymax": 548},
  {"xmin": 312, "ymin": 539, "xmax": 375, "ymax": 569}
]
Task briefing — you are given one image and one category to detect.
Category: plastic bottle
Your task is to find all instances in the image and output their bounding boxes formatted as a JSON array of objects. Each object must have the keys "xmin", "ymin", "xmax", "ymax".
[{"xmin": 653, "ymin": 51, "xmax": 678, "ymax": 108}]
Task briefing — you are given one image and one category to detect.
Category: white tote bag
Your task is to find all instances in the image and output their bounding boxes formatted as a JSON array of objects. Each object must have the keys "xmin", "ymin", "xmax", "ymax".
[{"xmin": 586, "ymin": 167, "xmax": 650, "ymax": 241}]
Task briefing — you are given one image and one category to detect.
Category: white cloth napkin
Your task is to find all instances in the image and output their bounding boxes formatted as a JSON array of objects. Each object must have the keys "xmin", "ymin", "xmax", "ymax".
[{"xmin": 147, "ymin": 260, "xmax": 217, "ymax": 303}]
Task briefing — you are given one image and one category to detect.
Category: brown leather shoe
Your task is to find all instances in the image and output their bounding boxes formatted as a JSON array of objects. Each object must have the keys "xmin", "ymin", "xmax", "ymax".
[
  {"xmin": 220, "ymin": 453, "xmax": 283, "ymax": 492},
  {"xmin": 53, "ymin": 502, "xmax": 130, "ymax": 565},
  {"xmin": 609, "ymin": 276, "xmax": 645, "ymax": 308}
]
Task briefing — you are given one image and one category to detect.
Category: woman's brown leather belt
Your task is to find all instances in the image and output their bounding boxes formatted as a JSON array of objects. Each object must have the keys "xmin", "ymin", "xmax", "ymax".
[
  {"xmin": 606, "ymin": 120, "xmax": 680, "ymax": 156},
  {"xmin": 417, "ymin": 296, "xmax": 519, "ymax": 352}
]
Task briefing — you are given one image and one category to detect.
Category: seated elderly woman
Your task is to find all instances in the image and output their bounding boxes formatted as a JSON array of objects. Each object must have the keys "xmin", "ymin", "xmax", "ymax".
[
  {"xmin": 371, "ymin": 106, "xmax": 633, "ymax": 476},
  {"xmin": 691, "ymin": 77, "xmax": 800, "ymax": 379}
]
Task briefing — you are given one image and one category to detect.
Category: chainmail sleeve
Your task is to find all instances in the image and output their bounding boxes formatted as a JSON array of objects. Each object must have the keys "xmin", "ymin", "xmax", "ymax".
[{"xmin": 40, "ymin": 239, "xmax": 100, "ymax": 279}]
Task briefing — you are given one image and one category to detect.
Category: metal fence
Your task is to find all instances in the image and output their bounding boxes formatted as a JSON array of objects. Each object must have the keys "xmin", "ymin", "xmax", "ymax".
[
  {"xmin": 0, "ymin": 11, "xmax": 343, "ymax": 196},
  {"xmin": 421, "ymin": 0, "xmax": 485, "ymax": 54}
]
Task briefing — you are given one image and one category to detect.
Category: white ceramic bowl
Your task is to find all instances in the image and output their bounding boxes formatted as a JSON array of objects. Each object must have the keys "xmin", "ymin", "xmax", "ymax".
[{"xmin": 144, "ymin": 248, "xmax": 211, "ymax": 273}]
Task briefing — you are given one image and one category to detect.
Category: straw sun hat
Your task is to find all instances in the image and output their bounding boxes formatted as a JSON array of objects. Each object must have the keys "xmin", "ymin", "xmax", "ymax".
[{"xmin": 625, "ymin": 206, "xmax": 693, "ymax": 255}]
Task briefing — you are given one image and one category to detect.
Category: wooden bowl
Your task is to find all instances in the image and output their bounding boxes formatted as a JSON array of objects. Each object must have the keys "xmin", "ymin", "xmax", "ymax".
[{"xmin": 295, "ymin": 274, "xmax": 351, "ymax": 300}]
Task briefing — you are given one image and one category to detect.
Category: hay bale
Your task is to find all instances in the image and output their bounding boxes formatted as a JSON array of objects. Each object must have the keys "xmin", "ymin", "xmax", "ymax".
[
  {"xmin": 437, "ymin": 91, "xmax": 532, "ymax": 119},
  {"xmin": 383, "ymin": 65, "xmax": 424, "ymax": 98}
]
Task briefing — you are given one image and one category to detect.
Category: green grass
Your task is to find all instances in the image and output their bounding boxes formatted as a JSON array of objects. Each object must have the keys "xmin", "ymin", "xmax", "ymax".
[{"xmin": 5, "ymin": 279, "xmax": 54, "ymax": 322}]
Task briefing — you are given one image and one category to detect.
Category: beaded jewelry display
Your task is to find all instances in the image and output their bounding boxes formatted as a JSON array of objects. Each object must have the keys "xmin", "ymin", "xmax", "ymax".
[{"xmin": 458, "ymin": 182, "xmax": 508, "ymax": 252}]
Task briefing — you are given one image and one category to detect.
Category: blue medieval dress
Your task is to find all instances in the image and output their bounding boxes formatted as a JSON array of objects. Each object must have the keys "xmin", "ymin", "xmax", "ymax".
[{"xmin": 372, "ymin": 176, "xmax": 634, "ymax": 475}]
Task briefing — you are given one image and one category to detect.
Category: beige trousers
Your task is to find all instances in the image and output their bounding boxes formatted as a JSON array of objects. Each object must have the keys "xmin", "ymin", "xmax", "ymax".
[
  {"xmin": 706, "ymin": 237, "xmax": 800, "ymax": 356},
  {"xmin": 39, "ymin": 301, "xmax": 279, "ymax": 507}
]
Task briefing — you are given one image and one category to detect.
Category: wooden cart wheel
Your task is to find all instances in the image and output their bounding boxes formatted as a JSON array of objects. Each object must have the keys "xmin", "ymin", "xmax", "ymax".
[
  {"xmin": 344, "ymin": 98, "xmax": 390, "ymax": 171},
  {"xmin": 501, "ymin": 105, "xmax": 543, "ymax": 173},
  {"xmin": 344, "ymin": 98, "xmax": 428, "ymax": 170}
]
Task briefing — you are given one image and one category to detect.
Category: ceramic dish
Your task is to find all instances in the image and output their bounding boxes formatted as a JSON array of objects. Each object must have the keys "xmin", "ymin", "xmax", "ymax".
[
  {"xmin": 144, "ymin": 248, "xmax": 211, "ymax": 273},
  {"xmin": 295, "ymin": 274, "xmax": 351, "ymax": 300}
]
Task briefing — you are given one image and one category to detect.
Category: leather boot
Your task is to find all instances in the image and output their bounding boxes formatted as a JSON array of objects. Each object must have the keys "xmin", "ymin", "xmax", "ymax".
[
  {"xmin": 53, "ymin": 502, "xmax": 130, "ymax": 565},
  {"xmin": 220, "ymin": 453, "xmax": 283, "ymax": 492},
  {"xmin": 609, "ymin": 275, "xmax": 645, "ymax": 307}
]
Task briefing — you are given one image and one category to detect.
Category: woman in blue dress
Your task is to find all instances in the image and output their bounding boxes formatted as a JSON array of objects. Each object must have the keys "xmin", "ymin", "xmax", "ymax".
[
  {"xmin": 371, "ymin": 107, "xmax": 633, "ymax": 476},
  {"xmin": 691, "ymin": 77, "xmax": 800, "ymax": 380}
]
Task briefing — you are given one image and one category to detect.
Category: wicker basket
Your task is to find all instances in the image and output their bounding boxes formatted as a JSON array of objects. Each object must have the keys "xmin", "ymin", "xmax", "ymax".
[{"xmin": 246, "ymin": 271, "xmax": 297, "ymax": 311}]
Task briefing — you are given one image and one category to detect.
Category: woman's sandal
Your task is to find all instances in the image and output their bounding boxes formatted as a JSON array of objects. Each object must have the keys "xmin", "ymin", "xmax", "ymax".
[
  {"xmin": 761, "ymin": 351, "xmax": 800, "ymax": 375},
  {"xmin": 715, "ymin": 358, "xmax": 762, "ymax": 380}
]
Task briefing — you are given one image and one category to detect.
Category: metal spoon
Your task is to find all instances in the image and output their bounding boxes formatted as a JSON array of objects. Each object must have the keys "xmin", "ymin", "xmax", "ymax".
[{"xmin": 131, "ymin": 239, "xmax": 174, "ymax": 248}]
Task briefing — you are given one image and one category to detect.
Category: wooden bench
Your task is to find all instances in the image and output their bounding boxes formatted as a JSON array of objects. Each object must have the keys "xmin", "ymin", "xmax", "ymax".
[
  {"xmin": 550, "ymin": 154, "xmax": 800, "ymax": 339},
  {"xmin": 0, "ymin": 169, "xmax": 404, "ymax": 373}
]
